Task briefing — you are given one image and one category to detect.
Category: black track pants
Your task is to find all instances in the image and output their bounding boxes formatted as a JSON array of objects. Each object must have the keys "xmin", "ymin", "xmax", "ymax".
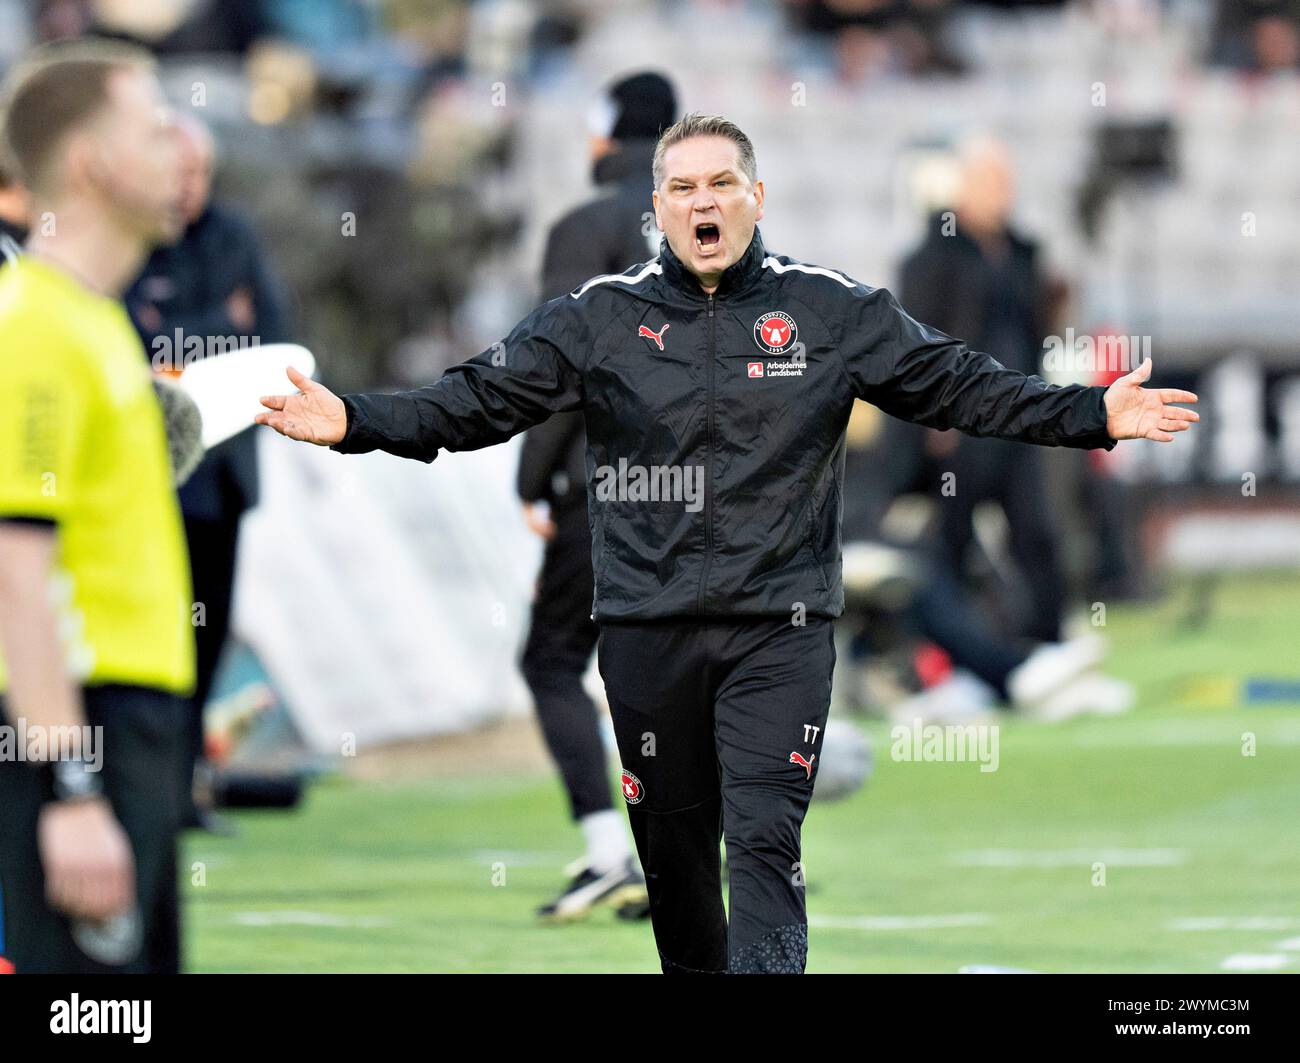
[
  {"xmin": 0, "ymin": 685, "xmax": 187, "ymax": 973},
  {"xmin": 520, "ymin": 507, "xmax": 610, "ymax": 821},
  {"xmin": 597, "ymin": 617, "xmax": 835, "ymax": 974}
]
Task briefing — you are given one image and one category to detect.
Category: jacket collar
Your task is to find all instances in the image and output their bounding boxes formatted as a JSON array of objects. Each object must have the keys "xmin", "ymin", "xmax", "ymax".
[{"xmin": 657, "ymin": 226, "xmax": 766, "ymax": 300}]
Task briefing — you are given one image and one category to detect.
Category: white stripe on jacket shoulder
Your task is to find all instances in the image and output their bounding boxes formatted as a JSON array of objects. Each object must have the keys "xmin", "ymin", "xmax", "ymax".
[
  {"xmin": 570, "ymin": 260, "xmax": 663, "ymax": 299},
  {"xmin": 761, "ymin": 256, "xmax": 857, "ymax": 289}
]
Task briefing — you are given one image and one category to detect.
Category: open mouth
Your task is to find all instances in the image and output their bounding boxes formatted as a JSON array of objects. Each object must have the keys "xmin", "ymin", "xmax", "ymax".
[{"xmin": 694, "ymin": 222, "xmax": 721, "ymax": 252}]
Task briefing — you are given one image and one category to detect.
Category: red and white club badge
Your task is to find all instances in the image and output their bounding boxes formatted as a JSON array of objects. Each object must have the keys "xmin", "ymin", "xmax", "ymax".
[
  {"xmin": 753, "ymin": 311, "xmax": 797, "ymax": 355},
  {"xmin": 620, "ymin": 770, "xmax": 644, "ymax": 804}
]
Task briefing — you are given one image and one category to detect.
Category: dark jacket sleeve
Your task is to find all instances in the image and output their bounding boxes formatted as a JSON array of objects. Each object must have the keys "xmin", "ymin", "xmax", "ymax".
[
  {"xmin": 517, "ymin": 410, "xmax": 583, "ymax": 502},
  {"xmin": 330, "ymin": 295, "xmax": 587, "ymax": 463},
  {"xmin": 839, "ymin": 283, "xmax": 1116, "ymax": 451}
]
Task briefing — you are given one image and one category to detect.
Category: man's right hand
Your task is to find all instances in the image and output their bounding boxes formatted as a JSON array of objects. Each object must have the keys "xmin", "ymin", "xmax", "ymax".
[
  {"xmin": 38, "ymin": 798, "xmax": 136, "ymax": 922},
  {"xmin": 255, "ymin": 366, "xmax": 347, "ymax": 445}
]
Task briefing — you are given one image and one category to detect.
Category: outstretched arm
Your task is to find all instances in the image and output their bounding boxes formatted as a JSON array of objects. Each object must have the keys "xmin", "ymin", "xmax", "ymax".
[
  {"xmin": 841, "ymin": 285, "xmax": 1198, "ymax": 448},
  {"xmin": 256, "ymin": 297, "xmax": 588, "ymax": 461}
]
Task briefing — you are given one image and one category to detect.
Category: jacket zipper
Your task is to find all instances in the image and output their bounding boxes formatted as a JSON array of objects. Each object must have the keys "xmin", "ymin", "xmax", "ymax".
[{"xmin": 697, "ymin": 293, "xmax": 716, "ymax": 614}]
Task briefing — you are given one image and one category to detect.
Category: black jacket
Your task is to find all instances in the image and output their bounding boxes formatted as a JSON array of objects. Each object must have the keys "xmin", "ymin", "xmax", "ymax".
[
  {"xmin": 335, "ymin": 229, "xmax": 1116, "ymax": 622},
  {"xmin": 899, "ymin": 211, "xmax": 1046, "ymax": 377},
  {"xmin": 127, "ymin": 202, "xmax": 292, "ymax": 521},
  {"xmin": 517, "ymin": 139, "xmax": 661, "ymax": 514}
]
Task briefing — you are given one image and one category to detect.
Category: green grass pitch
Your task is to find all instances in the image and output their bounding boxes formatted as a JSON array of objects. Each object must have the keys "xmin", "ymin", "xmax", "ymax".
[{"xmin": 184, "ymin": 572, "xmax": 1300, "ymax": 972}]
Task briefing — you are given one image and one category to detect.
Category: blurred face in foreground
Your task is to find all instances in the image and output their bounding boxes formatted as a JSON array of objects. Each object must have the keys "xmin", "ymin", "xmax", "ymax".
[
  {"xmin": 72, "ymin": 66, "xmax": 185, "ymax": 244},
  {"xmin": 653, "ymin": 134, "xmax": 764, "ymax": 294}
]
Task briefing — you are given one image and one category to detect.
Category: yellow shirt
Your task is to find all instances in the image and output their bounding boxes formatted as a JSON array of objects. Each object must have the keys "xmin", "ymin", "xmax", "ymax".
[{"xmin": 0, "ymin": 257, "xmax": 195, "ymax": 695}]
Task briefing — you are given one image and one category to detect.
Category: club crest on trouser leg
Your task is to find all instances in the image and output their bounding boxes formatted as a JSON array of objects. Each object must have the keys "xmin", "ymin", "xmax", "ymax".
[{"xmin": 620, "ymin": 769, "xmax": 644, "ymax": 804}]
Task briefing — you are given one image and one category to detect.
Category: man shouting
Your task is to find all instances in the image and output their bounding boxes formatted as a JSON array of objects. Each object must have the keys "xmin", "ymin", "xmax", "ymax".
[{"xmin": 256, "ymin": 114, "xmax": 1199, "ymax": 974}]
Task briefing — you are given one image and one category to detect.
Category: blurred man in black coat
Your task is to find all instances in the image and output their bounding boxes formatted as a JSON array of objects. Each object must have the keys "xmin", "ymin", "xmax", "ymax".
[
  {"xmin": 899, "ymin": 138, "xmax": 1067, "ymax": 644},
  {"xmin": 126, "ymin": 115, "xmax": 291, "ymax": 831},
  {"xmin": 516, "ymin": 73, "xmax": 676, "ymax": 921}
]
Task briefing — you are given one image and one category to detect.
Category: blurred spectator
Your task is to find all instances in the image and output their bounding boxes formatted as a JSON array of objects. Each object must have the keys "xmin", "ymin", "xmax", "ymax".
[
  {"xmin": 388, "ymin": 0, "xmax": 471, "ymax": 107},
  {"xmin": 35, "ymin": 0, "xmax": 273, "ymax": 53},
  {"xmin": 34, "ymin": 0, "xmax": 94, "ymax": 43},
  {"xmin": 126, "ymin": 114, "xmax": 291, "ymax": 833},
  {"xmin": 516, "ymin": 71, "xmax": 678, "ymax": 922},
  {"xmin": 1210, "ymin": 0, "xmax": 1300, "ymax": 71},
  {"xmin": 92, "ymin": 0, "xmax": 271, "ymax": 55},
  {"xmin": 1250, "ymin": 12, "xmax": 1300, "ymax": 71},
  {"xmin": 786, "ymin": 0, "xmax": 966, "ymax": 79},
  {"xmin": 899, "ymin": 137, "xmax": 1067, "ymax": 643}
]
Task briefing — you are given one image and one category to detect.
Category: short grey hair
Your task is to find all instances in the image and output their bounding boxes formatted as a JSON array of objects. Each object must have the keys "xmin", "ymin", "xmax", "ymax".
[{"xmin": 652, "ymin": 113, "xmax": 757, "ymax": 189}]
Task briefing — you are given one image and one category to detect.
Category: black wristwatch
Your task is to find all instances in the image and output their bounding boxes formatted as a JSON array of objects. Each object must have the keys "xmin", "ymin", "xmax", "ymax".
[{"xmin": 49, "ymin": 759, "xmax": 105, "ymax": 803}]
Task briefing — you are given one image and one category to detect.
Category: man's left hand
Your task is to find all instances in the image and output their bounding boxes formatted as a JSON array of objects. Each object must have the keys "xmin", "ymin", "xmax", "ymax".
[{"xmin": 1103, "ymin": 358, "xmax": 1200, "ymax": 442}]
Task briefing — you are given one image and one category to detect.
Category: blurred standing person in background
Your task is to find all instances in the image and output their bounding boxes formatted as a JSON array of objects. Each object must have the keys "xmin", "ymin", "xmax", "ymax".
[
  {"xmin": 517, "ymin": 72, "xmax": 678, "ymax": 922},
  {"xmin": 900, "ymin": 137, "xmax": 1070, "ymax": 645},
  {"xmin": 0, "ymin": 40, "xmax": 194, "ymax": 973},
  {"xmin": 127, "ymin": 114, "xmax": 292, "ymax": 833},
  {"xmin": 0, "ymin": 163, "xmax": 28, "ymax": 250}
]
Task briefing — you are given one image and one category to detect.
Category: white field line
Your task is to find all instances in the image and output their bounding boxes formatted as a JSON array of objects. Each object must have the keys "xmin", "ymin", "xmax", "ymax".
[
  {"xmin": 809, "ymin": 914, "xmax": 993, "ymax": 930},
  {"xmin": 953, "ymin": 849, "xmax": 1186, "ymax": 868},
  {"xmin": 1069, "ymin": 720, "xmax": 1300, "ymax": 747},
  {"xmin": 1170, "ymin": 917, "xmax": 1300, "ymax": 931},
  {"xmin": 1219, "ymin": 953, "xmax": 1292, "ymax": 971},
  {"xmin": 232, "ymin": 911, "xmax": 390, "ymax": 928}
]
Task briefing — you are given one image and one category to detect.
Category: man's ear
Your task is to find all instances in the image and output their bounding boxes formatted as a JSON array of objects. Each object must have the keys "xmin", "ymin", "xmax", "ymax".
[
  {"xmin": 753, "ymin": 179, "xmax": 765, "ymax": 223},
  {"xmin": 651, "ymin": 189, "xmax": 662, "ymax": 232},
  {"xmin": 59, "ymin": 134, "xmax": 95, "ymax": 196},
  {"xmin": 65, "ymin": 133, "xmax": 114, "ymax": 199}
]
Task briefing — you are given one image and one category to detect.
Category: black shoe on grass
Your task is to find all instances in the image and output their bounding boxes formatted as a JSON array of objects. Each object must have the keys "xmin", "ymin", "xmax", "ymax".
[{"xmin": 537, "ymin": 856, "xmax": 648, "ymax": 923}]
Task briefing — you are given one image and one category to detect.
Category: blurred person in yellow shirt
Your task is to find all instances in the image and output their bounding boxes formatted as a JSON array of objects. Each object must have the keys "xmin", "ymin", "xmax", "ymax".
[{"xmin": 0, "ymin": 40, "xmax": 195, "ymax": 973}]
